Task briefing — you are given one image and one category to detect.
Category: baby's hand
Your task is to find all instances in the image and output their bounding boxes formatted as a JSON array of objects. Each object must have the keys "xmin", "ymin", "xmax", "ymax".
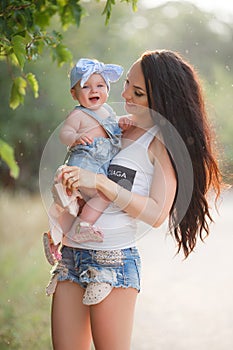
[
  {"xmin": 73, "ymin": 135, "xmax": 93, "ymax": 146},
  {"xmin": 118, "ymin": 116, "xmax": 135, "ymax": 131}
]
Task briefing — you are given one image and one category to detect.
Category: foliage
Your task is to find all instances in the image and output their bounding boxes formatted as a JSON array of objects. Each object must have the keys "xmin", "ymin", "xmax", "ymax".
[
  {"xmin": 0, "ymin": 0, "xmax": 137, "ymax": 109},
  {"xmin": 0, "ymin": 0, "xmax": 137, "ymax": 178},
  {"xmin": 0, "ymin": 1, "xmax": 233, "ymax": 191},
  {"xmin": 0, "ymin": 138, "xmax": 19, "ymax": 178},
  {"xmin": 103, "ymin": 0, "xmax": 137, "ymax": 24}
]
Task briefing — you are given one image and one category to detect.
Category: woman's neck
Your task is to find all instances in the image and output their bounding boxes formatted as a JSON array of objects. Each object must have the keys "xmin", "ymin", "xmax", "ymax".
[
  {"xmin": 130, "ymin": 113, "xmax": 154, "ymax": 131},
  {"xmin": 122, "ymin": 124, "xmax": 153, "ymax": 141}
]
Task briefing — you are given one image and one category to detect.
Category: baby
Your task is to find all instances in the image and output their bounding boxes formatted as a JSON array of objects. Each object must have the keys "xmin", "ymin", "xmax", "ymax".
[{"xmin": 44, "ymin": 58, "xmax": 132, "ymax": 265}]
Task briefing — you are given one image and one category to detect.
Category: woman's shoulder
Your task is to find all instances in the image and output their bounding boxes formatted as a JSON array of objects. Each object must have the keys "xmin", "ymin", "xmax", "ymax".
[{"xmin": 149, "ymin": 132, "xmax": 169, "ymax": 161}]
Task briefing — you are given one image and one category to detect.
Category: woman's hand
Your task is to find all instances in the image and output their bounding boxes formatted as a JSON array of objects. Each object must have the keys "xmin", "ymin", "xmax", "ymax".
[{"xmin": 61, "ymin": 165, "xmax": 103, "ymax": 192}]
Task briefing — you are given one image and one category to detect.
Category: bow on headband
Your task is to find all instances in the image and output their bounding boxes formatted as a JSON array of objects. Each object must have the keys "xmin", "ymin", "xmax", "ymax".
[{"xmin": 70, "ymin": 58, "xmax": 124, "ymax": 89}]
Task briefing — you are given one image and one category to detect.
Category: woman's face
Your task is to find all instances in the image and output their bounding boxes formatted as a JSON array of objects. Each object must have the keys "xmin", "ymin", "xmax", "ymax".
[{"xmin": 122, "ymin": 60, "xmax": 150, "ymax": 122}]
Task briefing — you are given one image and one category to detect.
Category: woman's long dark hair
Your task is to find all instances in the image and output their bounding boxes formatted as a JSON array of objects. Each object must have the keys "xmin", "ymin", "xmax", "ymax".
[{"xmin": 141, "ymin": 50, "xmax": 221, "ymax": 258}]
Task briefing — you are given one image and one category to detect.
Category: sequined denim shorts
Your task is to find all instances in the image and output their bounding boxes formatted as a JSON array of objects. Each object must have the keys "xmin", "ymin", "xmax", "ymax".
[{"xmin": 46, "ymin": 246, "xmax": 141, "ymax": 295}]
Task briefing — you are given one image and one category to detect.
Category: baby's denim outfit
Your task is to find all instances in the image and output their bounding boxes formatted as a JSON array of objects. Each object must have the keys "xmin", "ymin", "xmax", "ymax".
[{"xmin": 65, "ymin": 104, "xmax": 122, "ymax": 175}]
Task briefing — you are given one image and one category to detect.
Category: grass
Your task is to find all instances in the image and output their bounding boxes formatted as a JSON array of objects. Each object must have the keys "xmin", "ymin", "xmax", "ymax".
[{"xmin": 0, "ymin": 192, "xmax": 53, "ymax": 349}]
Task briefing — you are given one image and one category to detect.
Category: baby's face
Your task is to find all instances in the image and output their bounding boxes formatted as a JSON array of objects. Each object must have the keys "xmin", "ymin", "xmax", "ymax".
[{"xmin": 71, "ymin": 74, "xmax": 108, "ymax": 109}]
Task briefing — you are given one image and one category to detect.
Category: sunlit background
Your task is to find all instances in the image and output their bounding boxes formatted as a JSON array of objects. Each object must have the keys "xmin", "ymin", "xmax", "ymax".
[
  {"xmin": 0, "ymin": 1, "xmax": 233, "ymax": 349},
  {"xmin": 144, "ymin": 0, "xmax": 233, "ymax": 20}
]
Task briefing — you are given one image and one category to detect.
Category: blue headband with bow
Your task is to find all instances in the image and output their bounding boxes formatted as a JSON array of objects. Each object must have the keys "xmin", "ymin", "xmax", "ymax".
[{"xmin": 70, "ymin": 58, "xmax": 123, "ymax": 90}]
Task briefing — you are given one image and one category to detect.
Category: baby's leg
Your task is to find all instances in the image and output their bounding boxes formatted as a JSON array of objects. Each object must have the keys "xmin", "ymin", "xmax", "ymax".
[
  {"xmin": 66, "ymin": 194, "xmax": 109, "ymax": 244},
  {"xmin": 79, "ymin": 193, "xmax": 110, "ymax": 225}
]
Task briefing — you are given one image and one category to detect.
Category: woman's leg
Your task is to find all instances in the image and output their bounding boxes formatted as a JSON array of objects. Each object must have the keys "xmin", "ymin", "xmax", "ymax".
[
  {"xmin": 51, "ymin": 281, "xmax": 92, "ymax": 350},
  {"xmin": 90, "ymin": 287, "xmax": 138, "ymax": 350}
]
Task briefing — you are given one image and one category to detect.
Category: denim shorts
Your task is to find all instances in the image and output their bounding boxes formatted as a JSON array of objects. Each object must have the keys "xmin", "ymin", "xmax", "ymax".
[
  {"xmin": 66, "ymin": 137, "xmax": 120, "ymax": 175},
  {"xmin": 46, "ymin": 246, "xmax": 141, "ymax": 295}
]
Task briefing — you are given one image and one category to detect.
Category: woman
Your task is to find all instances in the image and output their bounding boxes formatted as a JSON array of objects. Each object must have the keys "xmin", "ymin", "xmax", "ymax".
[{"xmin": 49, "ymin": 50, "xmax": 221, "ymax": 349}]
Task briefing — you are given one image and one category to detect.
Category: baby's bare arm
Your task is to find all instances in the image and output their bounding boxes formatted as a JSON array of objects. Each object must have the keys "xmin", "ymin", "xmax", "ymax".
[
  {"xmin": 59, "ymin": 110, "xmax": 82, "ymax": 146},
  {"xmin": 60, "ymin": 109, "xmax": 108, "ymax": 147}
]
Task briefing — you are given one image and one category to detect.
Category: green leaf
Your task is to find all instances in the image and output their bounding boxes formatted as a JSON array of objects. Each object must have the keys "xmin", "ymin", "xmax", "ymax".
[
  {"xmin": 102, "ymin": 0, "xmax": 116, "ymax": 25},
  {"xmin": 34, "ymin": 11, "xmax": 51, "ymax": 28},
  {"xmin": 121, "ymin": 0, "xmax": 138, "ymax": 11},
  {"xmin": 0, "ymin": 138, "xmax": 20, "ymax": 179},
  {"xmin": 52, "ymin": 44, "xmax": 72, "ymax": 67},
  {"xmin": 12, "ymin": 35, "xmax": 26, "ymax": 69},
  {"xmin": 16, "ymin": 76, "xmax": 27, "ymax": 95},
  {"xmin": 103, "ymin": 0, "xmax": 137, "ymax": 24},
  {"xmin": 60, "ymin": 4, "xmax": 73, "ymax": 30},
  {"xmin": 58, "ymin": 0, "xmax": 86, "ymax": 29},
  {"xmin": 131, "ymin": 0, "xmax": 138, "ymax": 12},
  {"xmin": 57, "ymin": 0, "xmax": 66, "ymax": 6},
  {"xmin": 26, "ymin": 73, "xmax": 39, "ymax": 98},
  {"xmin": 10, "ymin": 84, "xmax": 21, "ymax": 109},
  {"xmin": 8, "ymin": 53, "xmax": 19, "ymax": 67},
  {"xmin": 70, "ymin": 1, "xmax": 84, "ymax": 28},
  {"xmin": 10, "ymin": 77, "xmax": 27, "ymax": 109}
]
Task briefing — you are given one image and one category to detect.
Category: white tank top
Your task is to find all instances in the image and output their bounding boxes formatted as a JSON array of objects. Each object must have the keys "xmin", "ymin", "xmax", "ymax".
[{"xmin": 63, "ymin": 125, "xmax": 160, "ymax": 250}]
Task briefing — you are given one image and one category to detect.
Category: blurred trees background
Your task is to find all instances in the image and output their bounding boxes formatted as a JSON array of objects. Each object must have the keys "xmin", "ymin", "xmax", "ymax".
[{"xmin": 1, "ymin": 0, "xmax": 233, "ymax": 192}]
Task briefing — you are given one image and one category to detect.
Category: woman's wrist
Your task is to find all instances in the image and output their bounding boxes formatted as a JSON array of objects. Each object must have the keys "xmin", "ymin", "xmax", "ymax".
[
  {"xmin": 96, "ymin": 174, "xmax": 119, "ymax": 202},
  {"xmin": 96, "ymin": 174, "xmax": 132, "ymax": 210}
]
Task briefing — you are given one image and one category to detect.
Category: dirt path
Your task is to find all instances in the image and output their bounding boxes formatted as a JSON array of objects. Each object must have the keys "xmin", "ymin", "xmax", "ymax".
[{"xmin": 132, "ymin": 190, "xmax": 233, "ymax": 350}]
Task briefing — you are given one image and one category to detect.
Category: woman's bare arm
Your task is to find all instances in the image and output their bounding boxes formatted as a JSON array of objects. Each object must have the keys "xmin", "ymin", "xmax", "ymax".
[
  {"xmin": 96, "ymin": 140, "xmax": 176, "ymax": 227},
  {"xmin": 62, "ymin": 140, "xmax": 176, "ymax": 227}
]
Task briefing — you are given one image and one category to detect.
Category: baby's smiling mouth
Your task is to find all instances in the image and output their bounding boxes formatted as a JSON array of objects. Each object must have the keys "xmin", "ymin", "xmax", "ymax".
[{"xmin": 89, "ymin": 96, "xmax": 100, "ymax": 102}]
